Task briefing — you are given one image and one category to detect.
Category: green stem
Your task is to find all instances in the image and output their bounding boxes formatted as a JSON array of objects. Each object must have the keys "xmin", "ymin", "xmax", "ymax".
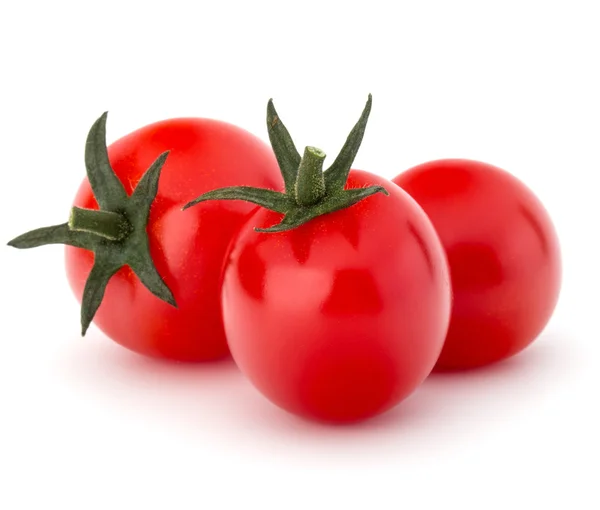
[
  {"xmin": 183, "ymin": 95, "xmax": 386, "ymax": 233},
  {"xmin": 295, "ymin": 146, "xmax": 326, "ymax": 206},
  {"xmin": 7, "ymin": 112, "xmax": 176, "ymax": 337},
  {"xmin": 68, "ymin": 206, "xmax": 131, "ymax": 241}
]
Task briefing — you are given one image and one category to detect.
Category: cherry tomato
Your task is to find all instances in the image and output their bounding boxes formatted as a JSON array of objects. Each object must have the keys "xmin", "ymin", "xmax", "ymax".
[
  {"xmin": 11, "ymin": 115, "xmax": 282, "ymax": 361},
  {"xmin": 393, "ymin": 159, "xmax": 561, "ymax": 370},
  {"xmin": 220, "ymin": 171, "xmax": 451, "ymax": 422},
  {"xmin": 185, "ymin": 96, "xmax": 451, "ymax": 422}
]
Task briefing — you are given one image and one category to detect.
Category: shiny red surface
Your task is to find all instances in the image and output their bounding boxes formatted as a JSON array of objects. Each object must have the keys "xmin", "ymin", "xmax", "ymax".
[
  {"xmin": 65, "ymin": 118, "xmax": 282, "ymax": 361},
  {"xmin": 394, "ymin": 159, "xmax": 561, "ymax": 370},
  {"xmin": 221, "ymin": 170, "xmax": 451, "ymax": 423}
]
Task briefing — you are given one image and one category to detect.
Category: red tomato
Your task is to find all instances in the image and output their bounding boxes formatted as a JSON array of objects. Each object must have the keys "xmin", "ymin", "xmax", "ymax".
[
  {"xmin": 216, "ymin": 170, "xmax": 451, "ymax": 422},
  {"xmin": 393, "ymin": 159, "xmax": 561, "ymax": 370},
  {"xmin": 69, "ymin": 118, "xmax": 283, "ymax": 360},
  {"xmin": 33, "ymin": 117, "xmax": 281, "ymax": 361}
]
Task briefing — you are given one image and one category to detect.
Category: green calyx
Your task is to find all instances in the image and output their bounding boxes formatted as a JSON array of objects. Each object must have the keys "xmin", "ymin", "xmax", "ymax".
[
  {"xmin": 7, "ymin": 112, "xmax": 176, "ymax": 335},
  {"xmin": 183, "ymin": 94, "xmax": 388, "ymax": 232}
]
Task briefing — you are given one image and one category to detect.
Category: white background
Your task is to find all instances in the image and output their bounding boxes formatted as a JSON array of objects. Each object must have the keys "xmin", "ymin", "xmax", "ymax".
[{"xmin": 1, "ymin": 1, "xmax": 598, "ymax": 508}]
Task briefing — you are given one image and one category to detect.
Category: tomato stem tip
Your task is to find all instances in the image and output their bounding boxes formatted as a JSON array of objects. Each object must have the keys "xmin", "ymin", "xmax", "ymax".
[
  {"xmin": 295, "ymin": 146, "xmax": 326, "ymax": 206},
  {"xmin": 68, "ymin": 207, "xmax": 132, "ymax": 241}
]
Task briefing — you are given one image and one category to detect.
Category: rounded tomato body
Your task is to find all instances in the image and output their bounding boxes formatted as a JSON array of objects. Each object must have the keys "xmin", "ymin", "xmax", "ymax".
[
  {"xmin": 393, "ymin": 159, "xmax": 561, "ymax": 370},
  {"xmin": 65, "ymin": 118, "xmax": 282, "ymax": 361},
  {"xmin": 221, "ymin": 170, "xmax": 451, "ymax": 423}
]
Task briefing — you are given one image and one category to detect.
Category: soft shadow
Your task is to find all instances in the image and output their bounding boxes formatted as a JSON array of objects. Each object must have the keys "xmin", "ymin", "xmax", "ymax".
[
  {"xmin": 58, "ymin": 334, "xmax": 249, "ymax": 427},
  {"xmin": 58, "ymin": 330, "xmax": 577, "ymax": 454},
  {"xmin": 61, "ymin": 335, "xmax": 241, "ymax": 382}
]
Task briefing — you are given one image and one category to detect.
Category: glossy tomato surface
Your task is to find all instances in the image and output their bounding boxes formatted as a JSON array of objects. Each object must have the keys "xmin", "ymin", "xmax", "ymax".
[
  {"xmin": 221, "ymin": 170, "xmax": 451, "ymax": 423},
  {"xmin": 66, "ymin": 118, "xmax": 282, "ymax": 361},
  {"xmin": 394, "ymin": 159, "xmax": 561, "ymax": 370}
]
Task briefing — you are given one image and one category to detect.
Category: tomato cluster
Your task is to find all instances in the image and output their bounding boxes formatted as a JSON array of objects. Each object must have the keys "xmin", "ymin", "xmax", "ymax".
[{"xmin": 8, "ymin": 95, "xmax": 561, "ymax": 423}]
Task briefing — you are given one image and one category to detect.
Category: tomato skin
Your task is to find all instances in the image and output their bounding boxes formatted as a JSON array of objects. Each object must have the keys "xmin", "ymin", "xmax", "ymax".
[
  {"xmin": 393, "ymin": 159, "xmax": 561, "ymax": 370},
  {"xmin": 65, "ymin": 118, "xmax": 282, "ymax": 361},
  {"xmin": 221, "ymin": 170, "xmax": 451, "ymax": 423}
]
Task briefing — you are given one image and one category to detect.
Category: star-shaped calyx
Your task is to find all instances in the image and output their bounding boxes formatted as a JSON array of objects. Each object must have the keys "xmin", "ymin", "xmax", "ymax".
[
  {"xmin": 7, "ymin": 113, "xmax": 176, "ymax": 335},
  {"xmin": 183, "ymin": 94, "xmax": 388, "ymax": 232}
]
